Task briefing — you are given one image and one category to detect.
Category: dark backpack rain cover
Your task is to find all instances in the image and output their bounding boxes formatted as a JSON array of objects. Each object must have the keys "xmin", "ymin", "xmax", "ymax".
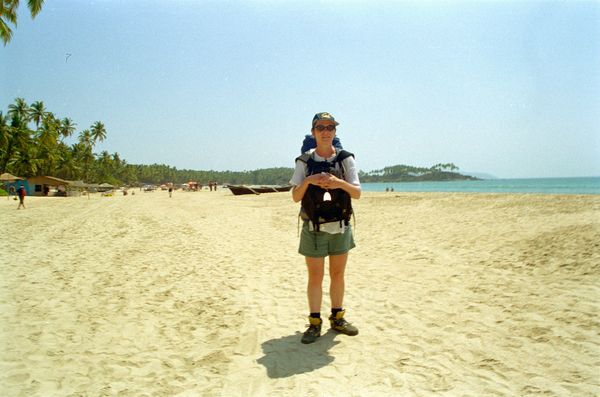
[{"xmin": 296, "ymin": 150, "xmax": 354, "ymax": 231}]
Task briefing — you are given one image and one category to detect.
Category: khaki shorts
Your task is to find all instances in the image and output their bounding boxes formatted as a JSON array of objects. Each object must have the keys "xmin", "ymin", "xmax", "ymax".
[{"xmin": 299, "ymin": 222, "xmax": 356, "ymax": 258}]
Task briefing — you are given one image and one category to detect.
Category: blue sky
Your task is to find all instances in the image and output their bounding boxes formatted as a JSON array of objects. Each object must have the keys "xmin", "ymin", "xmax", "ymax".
[{"xmin": 2, "ymin": 0, "xmax": 599, "ymax": 178}]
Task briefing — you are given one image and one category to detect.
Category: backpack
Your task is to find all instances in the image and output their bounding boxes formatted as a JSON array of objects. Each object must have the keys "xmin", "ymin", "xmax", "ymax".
[{"xmin": 295, "ymin": 150, "xmax": 354, "ymax": 232}]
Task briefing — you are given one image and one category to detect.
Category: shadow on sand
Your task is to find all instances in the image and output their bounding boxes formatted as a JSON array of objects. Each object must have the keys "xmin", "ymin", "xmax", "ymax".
[{"xmin": 256, "ymin": 330, "xmax": 340, "ymax": 378}]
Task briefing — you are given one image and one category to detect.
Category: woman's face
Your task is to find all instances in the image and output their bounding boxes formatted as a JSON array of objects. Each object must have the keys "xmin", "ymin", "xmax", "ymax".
[{"xmin": 311, "ymin": 121, "xmax": 337, "ymax": 144}]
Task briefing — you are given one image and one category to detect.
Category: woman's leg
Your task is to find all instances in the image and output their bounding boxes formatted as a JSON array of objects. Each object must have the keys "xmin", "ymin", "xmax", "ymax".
[
  {"xmin": 305, "ymin": 256, "xmax": 325, "ymax": 313},
  {"xmin": 329, "ymin": 253, "xmax": 348, "ymax": 309}
]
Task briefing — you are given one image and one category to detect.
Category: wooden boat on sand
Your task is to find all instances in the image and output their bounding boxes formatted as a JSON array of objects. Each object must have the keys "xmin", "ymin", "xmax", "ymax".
[{"xmin": 227, "ymin": 184, "xmax": 293, "ymax": 195}]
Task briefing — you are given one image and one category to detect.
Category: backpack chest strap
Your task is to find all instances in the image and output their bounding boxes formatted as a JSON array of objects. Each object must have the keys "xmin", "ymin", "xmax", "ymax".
[{"xmin": 295, "ymin": 150, "xmax": 354, "ymax": 177}]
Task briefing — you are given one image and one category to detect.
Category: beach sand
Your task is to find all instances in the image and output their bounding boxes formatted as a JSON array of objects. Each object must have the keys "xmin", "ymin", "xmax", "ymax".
[{"xmin": 2, "ymin": 190, "xmax": 599, "ymax": 396}]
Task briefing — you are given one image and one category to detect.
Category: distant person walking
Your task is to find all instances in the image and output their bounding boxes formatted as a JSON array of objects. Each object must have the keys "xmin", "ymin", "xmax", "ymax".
[
  {"xmin": 168, "ymin": 187, "xmax": 173, "ymax": 198},
  {"xmin": 290, "ymin": 112, "xmax": 362, "ymax": 344},
  {"xmin": 17, "ymin": 186, "xmax": 26, "ymax": 209}
]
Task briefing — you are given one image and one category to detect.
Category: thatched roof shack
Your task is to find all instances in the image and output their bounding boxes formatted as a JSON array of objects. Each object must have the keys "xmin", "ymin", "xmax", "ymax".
[
  {"xmin": 27, "ymin": 176, "xmax": 70, "ymax": 196},
  {"xmin": 65, "ymin": 180, "xmax": 89, "ymax": 197},
  {"xmin": 1, "ymin": 173, "xmax": 25, "ymax": 197},
  {"xmin": 97, "ymin": 183, "xmax": 114, "ymax": 192},
  {"xmin": 67, "ymin": 180, "xmax": 87, "ymax": 189},
  {"xmin": 0, "ymin": 172, "xmax": 24, "ymax": 182}
]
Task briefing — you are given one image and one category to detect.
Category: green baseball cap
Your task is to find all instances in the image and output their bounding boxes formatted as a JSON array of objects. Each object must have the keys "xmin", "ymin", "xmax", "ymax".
[{"xmin": 312, "ymin": 112, "xmax": 339, "ymax": 126}]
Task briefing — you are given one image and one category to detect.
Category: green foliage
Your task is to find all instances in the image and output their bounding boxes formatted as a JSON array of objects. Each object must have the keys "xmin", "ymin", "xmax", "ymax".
[
  {"xmin": 99, "ymin": 175, "xmax": 121, "ymax": 186},
  {"xmin": 1, "ymin": 0, "xmax": 45, "ymax": 45},
  {"xmin": 0, "ymin": 188, "xmax": 7, "ymax": 196},
  {"xmin": 1, "ymin": 98, "xmax": 476, "ymax": 186},
  {"xmin": 124, "ymin": 164, "xmax": 293, "ymax": 186}
]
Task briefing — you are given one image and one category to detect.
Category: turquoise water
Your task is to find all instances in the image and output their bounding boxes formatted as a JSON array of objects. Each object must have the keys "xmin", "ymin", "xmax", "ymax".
[{"xmin": 361, "ymin": 177, "xmax": 600, "ymax": 195}]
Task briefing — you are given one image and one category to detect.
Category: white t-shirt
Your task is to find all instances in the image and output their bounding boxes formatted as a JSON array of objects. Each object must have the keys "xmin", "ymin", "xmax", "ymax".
[{"xmin": 290, "ymin": 150, "xmax": 360, "ymax": 234}]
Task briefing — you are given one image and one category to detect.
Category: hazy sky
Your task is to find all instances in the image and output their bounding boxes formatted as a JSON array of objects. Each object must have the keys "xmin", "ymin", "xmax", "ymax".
[{"xmin": 2, "ymin": 0, "xmax": 599, "ymax": 178}]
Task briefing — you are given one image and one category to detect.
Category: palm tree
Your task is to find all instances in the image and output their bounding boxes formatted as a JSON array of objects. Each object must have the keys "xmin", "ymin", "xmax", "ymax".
[
  {"xmin": 29, "ymin": 100, "xmax": 46, "ymax": 128},
  {"xmin": 78, "ymin": 129, "xmax": 92, "ymax": 147},
  {"xmin": 95, "ymin": 150, "xmax": 113, "ymax": 181},
  {"xmin": 121, "ymin": 163, "xmax": 136, "ymax": 185},
  {"xmin": 60, "ymin": 117, "xmax": 76, "ymax": 140},
  {"xmin": 78, "ymin": 129, "xmax": 94, "ymax": 181},
  {"xmin": 36, "ymin": 112, "xmax": 61, "ymax": 175},
  {"xmin": 37, "ymin": 145, "xmax": 60, "ymax": 175},
  {"xmin": 1, "ymin": 0, "xmax": 45, "ymax": 45},
  {"xmin": 90, "ymin": 121, "xmax": 106, "ymax": 143},
  {"xmin": 98, "ymin": 150, "xmax": 111, "ymax": 168},
  {"xmin": 1, "ymin": 113, "xmax": 33, "ymax": 174},
  {"xmin": 0, "ymin": 113, "xmax": 34, "ymax": 175},
  {"xmin": 0, "ymin": 111, "xmax": 9, "ymax": 163},
  {"xmin": 7, "ymin": 97, "xmax": 29, "ymax": 122},
  {"xmin": 13, "ymin": 144, "xmax": 40, "ymax": 176},
  {"xmin": 56, "ymin": 144, "xmax": 80, "ymax": 180},
  {"xmin": 37, "ymin": 112, "xmax": 59, "ymax": 146},
  {"xmin": 112, "ymin": 152, "xmax": 121, "ymax": 167}
]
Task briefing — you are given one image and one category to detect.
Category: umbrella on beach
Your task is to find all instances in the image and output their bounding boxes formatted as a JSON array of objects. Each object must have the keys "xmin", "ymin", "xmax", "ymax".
[{"xmin": 0, "ymin": 172, "xmax": 24, "ymax": 181}]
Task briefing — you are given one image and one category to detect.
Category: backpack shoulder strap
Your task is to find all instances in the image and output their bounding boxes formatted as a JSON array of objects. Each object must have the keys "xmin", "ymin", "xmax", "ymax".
[
  {"xmin": 334, "ymin": 150, "xmax": 354, "ymax": 163},
  {"xmin": 333, "ymin": 150, "xmax": 354, "ymax": 178},
  {"xmin": 295, "ymin": 152, "xmax": 311, "ymax": 164}
]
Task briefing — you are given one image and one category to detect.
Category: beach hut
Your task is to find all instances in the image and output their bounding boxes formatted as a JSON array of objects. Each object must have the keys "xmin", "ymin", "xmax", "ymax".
[
  {"xmin": 0, "ymin": 172, "xmax": 24, "ymax": 182},
  {"xmin": 97, "ymin": 183, "xmax": 114, "ymax": 193},
  {"xmin": 26, "ymin": 176, "xmax": 70, "ymax": 197},
  {"xmin": 65, "ymin": 180, "xmax": 88, "ymax": 197},
  {"xmin": 1, "ymin": 172, "xmax": 25, "ymax": 198}
]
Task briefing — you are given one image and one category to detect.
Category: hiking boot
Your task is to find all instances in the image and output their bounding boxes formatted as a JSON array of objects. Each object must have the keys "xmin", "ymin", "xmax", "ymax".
[
  {"xmin": 329, "ymin": 310, "xmax": 358, "ymax": 336},
  {"xmin": 301, "ymin": 316, "xmax": 322, "ymax": 344}
]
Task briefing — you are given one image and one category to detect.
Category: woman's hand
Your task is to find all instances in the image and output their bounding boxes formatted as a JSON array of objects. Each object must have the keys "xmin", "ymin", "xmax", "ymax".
[
  {"xmin": 306, "ymin": 173, "xmax": 342, "ymax": 189},
  {"xmin": 317, "ymin": 173, "xmax": 344, "ymax": 189},
  {"xmin": 305, "ymin": 173, "xmax": 327, "ymax": 187}
]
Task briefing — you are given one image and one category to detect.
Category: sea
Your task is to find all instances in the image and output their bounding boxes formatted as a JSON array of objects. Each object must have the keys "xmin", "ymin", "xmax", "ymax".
[{"xmin": 361, "ymin": 177, "xmax": 600, "ymax": 195}]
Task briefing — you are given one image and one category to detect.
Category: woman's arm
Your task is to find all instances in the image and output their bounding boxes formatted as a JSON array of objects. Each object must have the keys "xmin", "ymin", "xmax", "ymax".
[
  {"xmin": 292, "ymin": 174, "xmax": 323, "ymax": 202},
  {"xmin": 339, "ymin": 179, "xmax": 362, "ymax": 199},
  {"xmin": 292, "ymin": 181, "xmax": 308, "ymax": 203},
  {"xmin": 331, "ymin": 156, "xmax": 361, "ymax": 199}
]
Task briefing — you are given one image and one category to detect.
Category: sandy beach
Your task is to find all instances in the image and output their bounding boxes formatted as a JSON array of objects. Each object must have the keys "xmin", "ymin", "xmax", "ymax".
[{"xmin": 1, "ymin": 190, "xmax": 599, "ymax": 396}]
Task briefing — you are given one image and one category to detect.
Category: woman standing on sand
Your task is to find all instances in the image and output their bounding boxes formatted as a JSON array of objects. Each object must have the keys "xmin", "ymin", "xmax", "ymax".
[{"xmin": 289, "ymin": 112, "xmax": 361, "ymax": 344}]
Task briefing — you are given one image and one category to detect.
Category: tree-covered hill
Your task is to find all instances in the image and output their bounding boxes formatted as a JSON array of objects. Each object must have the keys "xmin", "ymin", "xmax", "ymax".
[{"xmin": 358, "ymin": 163, "xmax": 478, "ymax": 183}]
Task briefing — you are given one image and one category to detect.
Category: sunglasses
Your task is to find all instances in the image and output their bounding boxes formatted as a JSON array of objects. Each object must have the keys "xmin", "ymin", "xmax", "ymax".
[{"xmin": 314, "ymin": 125, "xmax": 336, "ymax": 132}]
